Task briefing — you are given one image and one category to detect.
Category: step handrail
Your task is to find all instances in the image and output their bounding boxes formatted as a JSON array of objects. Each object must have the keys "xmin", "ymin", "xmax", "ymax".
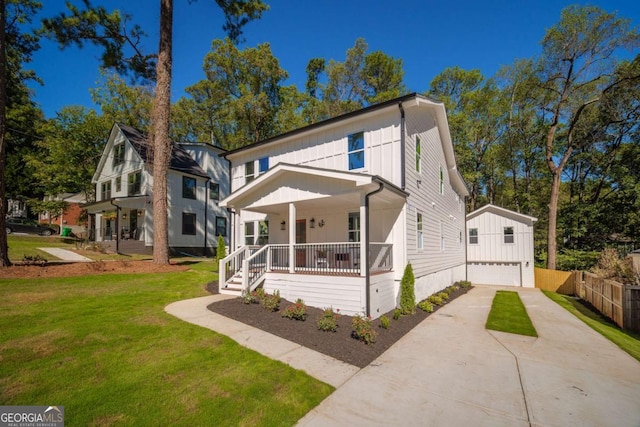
[{"xmin": 243, "ymin": 245, "xmax": 270, "ymax": 293}]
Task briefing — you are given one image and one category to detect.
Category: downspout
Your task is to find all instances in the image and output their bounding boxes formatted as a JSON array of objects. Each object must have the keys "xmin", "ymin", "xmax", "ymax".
[
  {"xmin": 365, "ymin": 180, "xmax": 384, "ymax": 317},
  {"xmin": 204, "ymin": 178, "xmax": 210, "ymax": 257},
  {"xmin": 399, "ymin": 102, "xmax": 406, "ymax": 191},
  {"xmin": 109, "ymin": 199, "xmax": 120, "ymax": 254}
]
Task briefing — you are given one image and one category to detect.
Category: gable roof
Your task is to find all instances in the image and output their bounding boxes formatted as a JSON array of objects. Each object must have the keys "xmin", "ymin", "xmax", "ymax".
[
  {"xmin": 116, "ymin": 124, "xmax": 209, "ymax": 178},
  {"xmin": 222, "ymin": 93, "xmax": 469, "ymax": 197},
  {"xmin": 467, "ymin": 204, "xmax": 538, "ymax": 226}
]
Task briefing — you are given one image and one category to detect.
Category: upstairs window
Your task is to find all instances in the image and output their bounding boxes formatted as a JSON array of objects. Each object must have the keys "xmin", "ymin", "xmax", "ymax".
[
  {"xmin": 115, "ymin": 176, "xmax": 122, "ymax": 192},
  {"xmin": 209, "ymin": 182, "xmax": 219, "ymax": 200},
  {"xmin": 245, "ymin": 161, "xmax": 255, "ymax": 184},
  {"xmin": 113, "ymin": 143, "xmax": 125, "ymax": 166},
  {"xmin": 439, "ymin": 165, "xmax": 445, "ymax": 195},
  {"xmin": 182, "ymin": 176, "xmax": 196, "ymax": 200},
  {"xmin": 417, "ymin": 212, "xmax": 424, "ymax": 249},
  {"xmin": 100, "ymin": 181, "xmax": 112, "ymax": 200},
  {"xmin": 258, "ymin": 157, "xmax": 269, "ymax": 175},
  {"xmin": 348, "ymin": 131, "xmax": 364, "ymax": 170},
  {"xmin": 128, "ymin": 171, "xmax": 141, "ymax": 196},
  {"xmin": 469, "ymin": 228, "xmax": 478, "ymax": 244},
  {"xmin": 348, "ymin": 212, "xmax": 360, "ymax": 242},
  {"xmin": 504, "ymin": 227, "xmax": 514, "ymax": 244},
  {"xmin": 415, "ymin": 136, "xmax": 421, "ymax": 173}
]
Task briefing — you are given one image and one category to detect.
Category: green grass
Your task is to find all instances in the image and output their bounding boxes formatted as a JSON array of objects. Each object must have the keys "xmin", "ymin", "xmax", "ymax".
[
  {"xmin": 0, "ymin": 261, "xmax": 332, "ymax": 425},
  {"xmin": 486, "ymin": 291, "xmax": 538, "ymax": 337},
  {"xmin": 7, "ymin": 235, "xmax": 151, "ymax": 262},
  {"xmin": 543, "ymin": 290, "xmax": 640, "ymax": 362}
]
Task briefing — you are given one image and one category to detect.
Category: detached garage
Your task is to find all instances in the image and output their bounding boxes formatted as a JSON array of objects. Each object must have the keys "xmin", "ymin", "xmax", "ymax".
[{"xmin": 466, "ymin": 204, "xmax": 537, "ymax": 287}]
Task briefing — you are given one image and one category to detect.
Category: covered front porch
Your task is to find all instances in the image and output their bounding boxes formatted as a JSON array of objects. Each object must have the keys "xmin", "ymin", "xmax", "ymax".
[{"xmin": 219, "ymin": 163, "xmax": 407, "ymax": 317}]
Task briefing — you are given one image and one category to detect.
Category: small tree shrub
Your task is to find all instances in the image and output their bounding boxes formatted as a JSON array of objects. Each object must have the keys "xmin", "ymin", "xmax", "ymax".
[
  {"xmin": 418, "ymin": 300, "xmax": 434, "ymax": 313},
  {"xmin": 260, "ymin": 290, "xmax": 281, "ymax": 312},
  {"xmin": 352, "ymin": 315, "xmax": 377, "ymax": 345},
  {"xmin": 400, "ymin": 263, "xmax": 416, "ymax": 315},
  {"xmin": 317, "ymin": 307, "xmax": 340, "ymax": 332},
  {"xmin": 379, "ymin": 315, "xmax": 390, "ymax": 329},
  {"xmin": 282, "ymin": 298, "xmax": 307, "ymax": 320},
  {"xmin": 216, "ymin": 235, "xmax": 226, "ymax": 261},
  {"xmin": 392, "ymin": 308, "xmax": 402, "ymax": 320},
  {"xmin": 437, "ymin": 292, "xmax": 449, "ymax": 301}
]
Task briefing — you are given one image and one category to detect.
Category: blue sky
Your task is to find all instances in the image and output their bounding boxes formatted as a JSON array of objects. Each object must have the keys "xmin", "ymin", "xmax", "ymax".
[{"xmin": 29, "ymin": 0, "xmax": 640, "ymax": 119}]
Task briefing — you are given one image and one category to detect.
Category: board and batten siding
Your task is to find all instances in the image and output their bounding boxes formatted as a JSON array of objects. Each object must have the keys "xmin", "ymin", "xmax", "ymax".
[
  {"xmin": 229, "ymin": 109, "xmax": 402, "ymax": 192},
  {"xmin": 403, "ymin": 106, "xmax": 466, "ymax": 298},
  {"xmin": 467, "ymin": 209, "xmax": 536, "ymax": 287}
]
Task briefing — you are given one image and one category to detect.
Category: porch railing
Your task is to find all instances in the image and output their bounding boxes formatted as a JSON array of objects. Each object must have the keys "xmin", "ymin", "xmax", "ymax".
[{"xmin": 220, "ymin": 242, "xmax": 393, "ymax": 290}]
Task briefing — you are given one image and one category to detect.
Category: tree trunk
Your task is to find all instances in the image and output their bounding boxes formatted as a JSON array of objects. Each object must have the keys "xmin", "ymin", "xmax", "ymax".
[
  {"xmin": 0, "ymin": 0, "xmax": 10, "ymax": 267},
  {"xmin": 547, "ymin": 170, "xmax": 561, "ymax": 270},
  {"xmin": 151, "ymin": 0, "xmax": 172, "ymax": 265}
]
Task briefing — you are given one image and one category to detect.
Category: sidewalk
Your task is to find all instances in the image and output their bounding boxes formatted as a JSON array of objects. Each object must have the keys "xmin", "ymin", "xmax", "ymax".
[
  {"xmin": 298, "ymin": 286, "xmax": 640, "ymax": 426},
  {"xmin": 38, "ymin": 247, "xmax": 92, "ymax": 262}
]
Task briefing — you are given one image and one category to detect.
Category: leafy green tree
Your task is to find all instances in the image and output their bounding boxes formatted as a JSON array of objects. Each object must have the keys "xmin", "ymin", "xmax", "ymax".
[
  {"xmin": 27, "ymin": 106, "xmax": 109, "ymax": 201},
  {"xmin": 533, "ymin": 5, "xmax": 639, "ymax": 269}
]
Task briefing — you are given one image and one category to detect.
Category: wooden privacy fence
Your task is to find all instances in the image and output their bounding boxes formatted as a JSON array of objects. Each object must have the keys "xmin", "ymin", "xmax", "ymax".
[
  {"xmin": 534, "ymin": 267, "xmax": 581, "ymax": 295},
  {"xmin": 577, "ymin": 272, "xmax": 640, "ymax": 332}
]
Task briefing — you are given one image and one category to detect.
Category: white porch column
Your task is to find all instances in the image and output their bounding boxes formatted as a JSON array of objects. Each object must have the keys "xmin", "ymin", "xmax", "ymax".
[
  {"xmin": 360, "ymin": 194, "xmax": 367, "ymax": 278},
  {"xmin": 288, "ymin": 203, "xmax": 296, "ymax": 273}
]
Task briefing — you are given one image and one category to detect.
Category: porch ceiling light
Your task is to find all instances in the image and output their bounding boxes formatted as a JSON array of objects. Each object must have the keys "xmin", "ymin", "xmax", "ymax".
[
  {"xmin": 280, "ymin": 220, "xmax": 286, "ymax": 230},
  {"xmin": 122, "ymin": 213, "xmax": 127, "ymax": 220}
]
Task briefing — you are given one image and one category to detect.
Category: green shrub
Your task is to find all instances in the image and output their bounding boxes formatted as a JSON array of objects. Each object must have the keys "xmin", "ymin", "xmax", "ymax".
[
  {"xmin": 282, "ymin": 298, "xmax": 307, "ymax": 321},
  {"xmin": 418, "ymin": 300, "xmax": 434, "ymax": 313},
  {"xmin": 379, "ymin": 315, "xmax": 390, "ymax": 329},
  {"xmin": 242, "ymin": 289, "xmax": 260, "ymax": 304},
  {"xmin": 352, "ymin": 315, "xmax": 377, "ymax": 345},
  {"xmin": 392, "ymin": 308, "xmax": 402, "ymax": 320},
  {"xmin": 216, "ymin": 235, "xmax": 226, "ymax": 261},
  {"xmin": 260, "ymin": 290, "xmax": 281, "ymax": 312},
  {"xmin": 428, "ymin": 295, "xmax": 443, "ymax": 306},
  {"xmin": 317, "ymin": 307, "xmax": 340, "ymax": 332},
  {"xmin": 437, "ymin": 292, "xmax": 449, "ymax": 301},
  {"xmin": 400, "ymin": 263, "xmax": 416, "ymax": 315},
  {"xmin": 459, "ymin": 280, "xmax": 472, "ymax": 289}
]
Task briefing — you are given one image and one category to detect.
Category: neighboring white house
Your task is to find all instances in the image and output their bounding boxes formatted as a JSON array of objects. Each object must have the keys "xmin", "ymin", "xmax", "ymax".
[
  {"xmin": 85, "ymin": 123, "xmax": 230, "ymax": 255},
  {"xmin": 219, "ymin": 93, "xmax": 470, "ymax": 318},
  {"xmin": 466, "ymin": 204, "xmax": 537, "ymax": 287}
]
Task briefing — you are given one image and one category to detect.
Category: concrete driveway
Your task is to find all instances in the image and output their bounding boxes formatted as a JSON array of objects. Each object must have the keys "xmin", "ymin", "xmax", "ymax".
[{"xmin": 298, "ymin": 286, "xmax": 640, "ymax": 427}]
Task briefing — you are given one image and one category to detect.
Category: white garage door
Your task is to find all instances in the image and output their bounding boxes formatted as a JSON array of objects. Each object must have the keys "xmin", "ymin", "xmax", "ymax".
[{"xmin": 467, "ymin": 262, "xmax": 521, "ymax": 286}]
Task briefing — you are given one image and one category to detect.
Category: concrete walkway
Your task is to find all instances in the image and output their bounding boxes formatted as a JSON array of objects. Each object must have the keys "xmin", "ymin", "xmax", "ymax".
[
  {"xmin": 298, "ymin": 286, "xmax": 640, "ymax": 426},
  {"xmin": 165, "ymin": 295, "xmax": 360, "ymax": 388},
  {"xmin": 38, "ymin": 247, "xmax": 92, "ymax": 262}
]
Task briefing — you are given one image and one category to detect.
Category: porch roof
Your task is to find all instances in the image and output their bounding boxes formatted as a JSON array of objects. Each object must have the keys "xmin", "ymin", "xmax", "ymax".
[
  {"xmin": 220, "ymin": 163, "xmax": 408, "ymax": 214},
  {"xmin": 83, "ymin": 195, "xmax": 150, "ymax": 214}
]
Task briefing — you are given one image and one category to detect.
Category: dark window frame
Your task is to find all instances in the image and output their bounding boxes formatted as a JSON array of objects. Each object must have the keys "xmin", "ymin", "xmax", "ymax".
[
  {"xmin": 182, "ymin": 176, "xmax": 197, "ymax": 200},
  {"xmin": 182, "ymin": 212, "xmax": 197, "ymax": 235}
]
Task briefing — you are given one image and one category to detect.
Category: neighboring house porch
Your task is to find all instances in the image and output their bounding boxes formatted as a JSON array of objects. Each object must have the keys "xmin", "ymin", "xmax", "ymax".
[{"xmin": 219, "ymin": 163, "xmax": 407, "ymax": 318}]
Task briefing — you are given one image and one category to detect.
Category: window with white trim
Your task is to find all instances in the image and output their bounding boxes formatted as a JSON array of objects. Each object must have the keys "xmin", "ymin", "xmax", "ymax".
[
  {"xmin": 100, "ymin": 181, "xmax": 111, "ymax": 200},
  {"xmin": 113, "ymin": 143, "xmax": 125, "ymax": 166},
  {"xmin": 417, "ymin": 212, "xmax": 423, "ymax": 249},
  {"xmin": 348, "ymin": 212, "xmax": 360, "ymax": 242},
  {"xmin": 469, "ymin": 228, "xmax": 478, "ymax": 244},
  {"xmin": 504, "ymin": 226, "xmax": 514, "ymax": 244},
  {"xmin": 439, "ymin": 165, "xmax": 444, "ymax": 195},
  {"xmin": 415, "ymin": 136, "xmax": 421, "ymax": 173},
  {"xmin": 245, "ymin": 222, "xmax": 255, "ymax": 245},
  {"xmin": 128, "ymin": 171, "xmax": 141, "ymax": 196},
  {"xmin": 209, "ymin": 182, "xmax": 219, "ymax": 200},
  {"xmin": 245, "ymin": 161, "xmax": 255, "ymax": 184},
  {"xmin": 348, "ymin": 132, "xmax": 364, "ymax": 170}
]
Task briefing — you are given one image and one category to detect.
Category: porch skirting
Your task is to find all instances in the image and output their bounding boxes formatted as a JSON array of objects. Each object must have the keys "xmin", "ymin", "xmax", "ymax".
[{"xmin": 264, "ymin": 271, "xmax": 396, "ymax": 319}]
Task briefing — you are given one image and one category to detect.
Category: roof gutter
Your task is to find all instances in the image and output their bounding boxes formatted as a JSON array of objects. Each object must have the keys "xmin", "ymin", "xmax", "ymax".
[
  {"xmin": 399, "ymin": 102, "xmax": 406, "ymax": 190},
  {"xmin": 365, "ymin": 179, "xmax": 385, "ymax": 317}
]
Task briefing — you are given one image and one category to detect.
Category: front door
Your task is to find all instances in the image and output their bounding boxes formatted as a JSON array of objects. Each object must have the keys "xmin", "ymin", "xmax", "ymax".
[{"xmin": 295, "ymin": 219, "xmax": 306, "ymax": 267}]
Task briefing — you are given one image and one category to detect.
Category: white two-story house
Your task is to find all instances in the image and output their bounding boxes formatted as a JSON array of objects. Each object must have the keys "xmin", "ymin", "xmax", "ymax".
[
  {"xmin": 219, "ymin": 93, "xmax": 469, "ymax": 318},
  {"xmin": 85, "ymin": 123, "xmax": 230, "ymax": 256}
]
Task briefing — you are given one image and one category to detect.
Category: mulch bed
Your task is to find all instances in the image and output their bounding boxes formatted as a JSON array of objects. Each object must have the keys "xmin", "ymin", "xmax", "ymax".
[{"xmin": 206, "ymin": 281, "xmax": 471, "ymax": 368}]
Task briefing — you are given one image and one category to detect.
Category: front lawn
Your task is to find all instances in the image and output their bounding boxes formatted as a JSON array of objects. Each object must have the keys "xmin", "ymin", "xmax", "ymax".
[
  {"xmin": 7, "ymin": 235, "xmax": 76, "ymax": 261},
  {"xmin": 486, "ymin": 290, "xmax": 538, "ymax": 337},
  {"xmin": 0, "ymin": 261, "xmax": 332, "ymax": 425}
]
